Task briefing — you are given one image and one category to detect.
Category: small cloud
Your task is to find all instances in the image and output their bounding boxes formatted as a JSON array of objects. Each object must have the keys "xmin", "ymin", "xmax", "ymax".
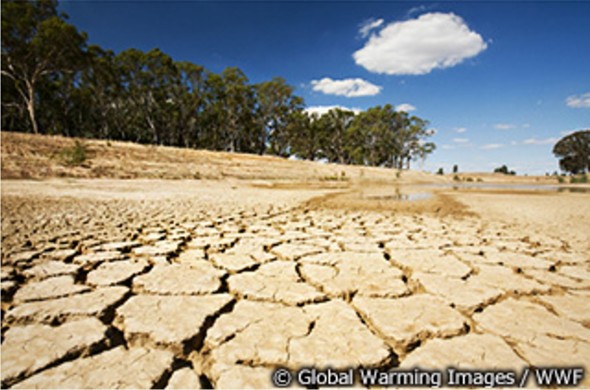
[
  {"xmin": 494, "ymin": 123, "xmax": 516, "ymax": 130},
  {"xmin": 481, "ymin": 143, "xmax": 505, "ymax": 150},
  {"xmin": 455, "ymin": 127, "xmax": 467, "ymax": 133},
  {"xmin": 304, "ymin": 105, "xmax": 361, "ymax": 116},
  {"xmin": 522, "ymin": 123, "xmax": 530, "ymax": 128},
  {"xmin": 453, "ymin": 138, "xmax": 469, "ymax": 143},
  {"xmin": 441, "ymin": 144, "xmax": 455, "ymax": 150},
  {"xmin": 311, "ymin": 77, "xmax": 382, "ymax": 97},
  {"xmin": 566, "ymin": 92, "xmax": 590, "ymax": 108},
  {"xmin": 359, "ymin": 18, "xmax": 384, "ymax": 38},
  {"xmin": 353, "ymin": 12, "xmax": 487, "ymax": 75},
  {"xmin": 510, "ymin": 140, "xmax": 518, "ymax": 146},
  {"xmin": 396, "ymin": 103, "xmax": 416, "ymax": 112},
  {"xmin": 522, "ymin": 137, "xmax": 559, "ymax": 145}
]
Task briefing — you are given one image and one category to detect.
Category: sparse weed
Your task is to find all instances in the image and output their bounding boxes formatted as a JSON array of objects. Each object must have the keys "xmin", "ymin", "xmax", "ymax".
[
  {"xmin": 58, "ymin": 140, "xmax": 87, "ymax": 166},
  {"xmin": 320, "ymin": 173, "xmax": 349, "ymax": 182}
]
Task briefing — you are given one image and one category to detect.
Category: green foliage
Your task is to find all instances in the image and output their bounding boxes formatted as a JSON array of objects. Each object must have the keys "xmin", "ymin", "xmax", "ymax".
[
  {"xmin": 553, "ymin": 130, "xmax": 590, "ymax": 174},
  {"xmin": 452, "ymin": 164, "xmax": 458, "ymax": 173},
  {"xmin": 494, "ymin": 165, "xmax": 516, "ymax": 175},
  {"xmin": 342, "ymin": 105, "xmax": 435, "ymax": 168},
  {"xmin": 436, "ymin": 168, "xmax": 444, "ymax": 175},
  {"xmin": 2, "ymin": 0, "xmax": 88, "ymax": 134},
  {"xmin": 58, "ymin": 140, "xmax": 87, "ymax": 166},
  {"xmin": 1, "ymin": 1, "xmax": 437, "ymax": 170},
  {"xmin": 557, "ymin": 175, "xmax": 565, "ymax": 184},
  {"xmin": 570, "ymin": 173, "xmax": 588, "ymax": 183},
  {"xmin": 453, "ymin": 174, "xmax": 461, "ymax": 181}
]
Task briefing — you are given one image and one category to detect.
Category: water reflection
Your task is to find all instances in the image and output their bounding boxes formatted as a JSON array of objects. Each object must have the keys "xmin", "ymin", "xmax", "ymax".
[
  {"xmin": 363, "ymin": 188, "xmax": 433, "ymax": 202},
  {"xmin": 359, "ymin": 183, "xmax": 589, "ymax": 204},
  {"xmin": 425, "ymin": 183, "xmax": 590, "ymax": 193}
]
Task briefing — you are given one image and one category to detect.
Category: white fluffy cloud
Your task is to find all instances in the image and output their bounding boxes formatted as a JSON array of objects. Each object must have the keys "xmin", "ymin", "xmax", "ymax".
[
  {"xmin": 522, "ymin": 137, "xmax": 559, "ymax": 145},
  {"xmin": 455, "ymin": 127, "xmax": 467, "ymax": 133},
  {"xmin": 311, "ymin": 77, "xmax": 382, "ymax": 97},
  {"xmin": 353, "ymin": 13, "xmax": 487, "ymax": 75},
  {"xmin": 304, "ymin": 105, "xmax": 361, "ymax": 116},
  {"xmin": 481, "ymin": 143, "xmax": 505, "ymax": 150},
  {"xmin": 453, "ymin": 138, "xmax": 469, "ymax": 143},
  {"xmin": 359, "ymin": 18, "xmax": 384, "ymax": 38},
  {"xmin": 396, "ymin": 103, "xmax": 416, "ymax": 112},
  {"xmin": 566, "ymin": 92, "xmax": 590, "ymax": 108}
]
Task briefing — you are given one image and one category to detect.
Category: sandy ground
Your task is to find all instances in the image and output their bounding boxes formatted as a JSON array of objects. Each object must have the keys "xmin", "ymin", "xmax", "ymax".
[
  {"xmin": 1, "ymin": 133, "xmax": 589, "ymax": 389},
  {"xmin": 1, "ymin": 177, "xmax": 589, "ymax": 389}
]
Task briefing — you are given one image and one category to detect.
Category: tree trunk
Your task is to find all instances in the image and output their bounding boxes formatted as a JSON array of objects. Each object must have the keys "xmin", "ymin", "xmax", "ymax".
[{"xmin": 25, "ymin": 81, "xmax": 38, "ymax": 134}]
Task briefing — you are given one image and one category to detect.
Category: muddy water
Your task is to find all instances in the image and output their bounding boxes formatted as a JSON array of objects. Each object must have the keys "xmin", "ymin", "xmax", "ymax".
[
  {"xmin": 423, "ymin": 183, "xmax": 590, "ymax": 193},
  {"xmin": 358, "ymin": 183, "xmax": 590, "ymax": 204}
]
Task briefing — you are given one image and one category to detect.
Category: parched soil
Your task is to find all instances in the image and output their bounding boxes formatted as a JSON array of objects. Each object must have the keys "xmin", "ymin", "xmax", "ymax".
[{"xmin": 1, "ymin": 132, "xmax": 589, "ymax": 388}]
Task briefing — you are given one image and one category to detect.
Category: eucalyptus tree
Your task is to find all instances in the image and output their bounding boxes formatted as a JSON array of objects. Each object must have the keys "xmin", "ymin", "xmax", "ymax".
[
  {"xmin": 1, "ymin": 0, "xmax": 87, "ymax": 134},
  {"xmin": 347, "ymin": 105, "xmax": 399, "ymax": 166},
  {"xmin": 320, "ymin": 108, "xmax": 356, "ymax": 164},
  {"xmin": 201, "ymin": 67, "xmax": 256, "ymax": 152},
  {"xmin": 79, "ymin": 46, "xmax": 121, "ymax": 140},
  {"xmin": 114, "ymin": 48, "xmax": 180, "ymax": 144},
  {"xmin": 169, "ymin": 61, "xmax": 207, "ymax": 148},
  {"xmin": 344, "ymin": 105, "xmax": 435, "ymax": 168},
  {"xmin": 395, "ymin": 112, "xmax": 434, "ymax": 169},
  {"xmin": 221, "ymin": 67, "xmax": 257, "ymax": 152},
  {"xmin": 553, "ymin": 130, "xmax": 590, "ymax": 174},
  {"xmin": 285, "ymin": 111, "xmax": 328, "ymax": 160},
  {"xmin": 255, "ymin": 77, "xmax": 304, "ymax": 156}
]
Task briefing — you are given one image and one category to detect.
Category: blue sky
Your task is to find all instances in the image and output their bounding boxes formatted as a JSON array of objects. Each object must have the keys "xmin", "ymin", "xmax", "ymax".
[{"xmin": 59, "ymin": 1, "xmax": 590, "ymax": 174}]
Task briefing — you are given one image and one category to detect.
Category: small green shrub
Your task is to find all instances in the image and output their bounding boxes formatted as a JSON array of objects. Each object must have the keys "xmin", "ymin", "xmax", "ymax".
[
  {"xmin": 570, "ymin": 174, "xmax": 588, "ymax": 183},
  {"xmin": 465, "ymin": 177, "xmax": 474, "ymax": 182},
  {"xmin": 436, "ymin": 168, "xmax": 444, "ymax": 175},
  {"xmin": 557, "ymin": 176, "xmax": 565, "ymax": 184},
  {"xmin": 494, "ymin": 165, "xmax": 516, "ymax": 175},
  {"xmin": 58, "ymin": 140, "xmax": 87, "ymax": 166},
  {"xmin": 453, "ymin": 174, "xmax": 461, "ymax": 181}
]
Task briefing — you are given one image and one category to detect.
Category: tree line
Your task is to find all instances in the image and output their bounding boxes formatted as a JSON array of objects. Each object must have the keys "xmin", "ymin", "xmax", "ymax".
[{"xmin": 1, "ymin": 0, "xmax": 436, "ymax": 169}]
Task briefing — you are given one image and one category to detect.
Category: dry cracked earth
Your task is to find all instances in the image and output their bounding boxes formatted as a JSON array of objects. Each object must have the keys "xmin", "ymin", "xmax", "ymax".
[{"xmin": 1, "ymin": 182, "xmax": 589, "ymax": 388}]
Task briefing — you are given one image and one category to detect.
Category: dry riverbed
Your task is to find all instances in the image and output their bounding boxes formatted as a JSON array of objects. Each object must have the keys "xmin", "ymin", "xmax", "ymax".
[{"xmin": 1, "ymin": 178, "xmax": 589, "ymax": 388}]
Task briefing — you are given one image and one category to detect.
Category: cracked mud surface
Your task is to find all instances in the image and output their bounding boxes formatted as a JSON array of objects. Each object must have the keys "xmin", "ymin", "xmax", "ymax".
[{"xmin": 1, "ymin": 179, "xmax": 589, "ymax": 388}]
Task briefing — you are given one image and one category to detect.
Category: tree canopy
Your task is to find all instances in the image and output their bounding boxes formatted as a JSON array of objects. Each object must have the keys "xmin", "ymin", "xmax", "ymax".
[
  {"xmin": 1, "ymin": 0, "xmax": 436, "ymax": 169},
  {"xmin": 553, "ymin": 130, "xmax": 590, "ymax": 174}
]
